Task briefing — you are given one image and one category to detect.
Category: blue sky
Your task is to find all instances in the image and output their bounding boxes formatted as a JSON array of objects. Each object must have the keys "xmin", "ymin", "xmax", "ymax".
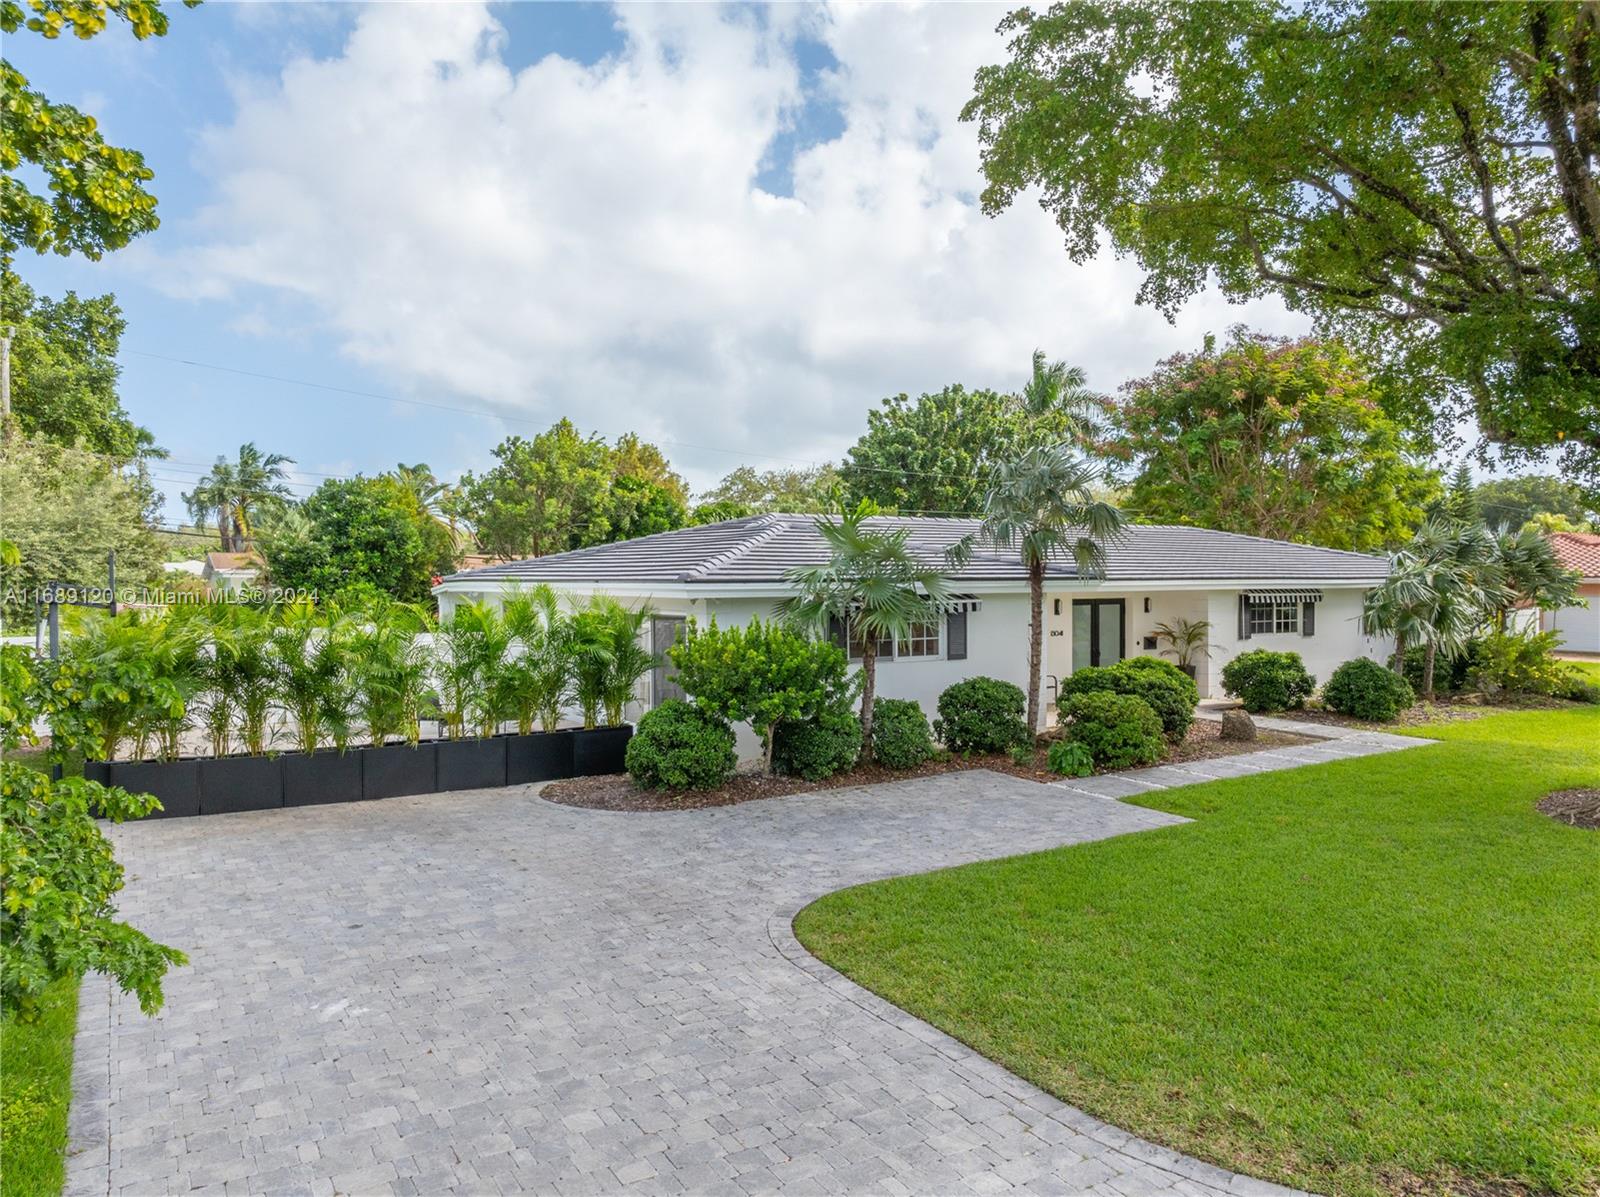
[{"xmin": 10, "ymin": 1, "xmax": 1309, "ymax": 526}]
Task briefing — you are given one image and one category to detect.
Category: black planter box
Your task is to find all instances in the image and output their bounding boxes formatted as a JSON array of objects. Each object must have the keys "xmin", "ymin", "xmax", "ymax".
[
  {"xmin": 505, "ymin": 730, "xmax": 575, "ymax": 784},
  {"xmin": 283, "ymin": 749, "xmax": 363, "ymax": 807},
  {"xmin": 83, "ymin": 760, "xmax": 110, "ymax": 786},
  {"xmin": 104, "ymin": 758, "xmax": 202, "ymax": 819},
  {"xmin": 437, "ymin": 737, "xmax": 507, "ymax": 792},
  {"xmin": 199, "ymin": 754, "xmax": 284, "ymax": 815},
  {"xmin": 360, "ymin": 742, "xmax": 437, "ymax": 800},
  {"xmin": 572, "ymin": 725, "xmax": 633, "ymax": 777}
]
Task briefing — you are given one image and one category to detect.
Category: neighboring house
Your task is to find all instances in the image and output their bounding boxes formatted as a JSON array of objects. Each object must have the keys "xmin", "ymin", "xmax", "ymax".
[
  {"xmin": 202, "ymin": 551, "xmax": 264, "ymax": 597},
  {"xmin": 1539, "ymin": 532, "xmax": 1600, "ymax": 653},
  {"xmin": 434, "ymin": 515, "xmax": 1391, "ymax": 733}
]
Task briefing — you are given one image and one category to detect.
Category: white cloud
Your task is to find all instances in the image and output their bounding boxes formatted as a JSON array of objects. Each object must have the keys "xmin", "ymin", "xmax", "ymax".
[{"xmin": 165, "ymin": 0, "xmax": 1305, "ymax": 494}]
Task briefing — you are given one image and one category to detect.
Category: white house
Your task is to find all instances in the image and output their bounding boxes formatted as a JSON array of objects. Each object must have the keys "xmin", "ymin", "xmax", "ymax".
[{"xmin": 434, "ymin": 515, "xmax": 1391, "ymax": 737}]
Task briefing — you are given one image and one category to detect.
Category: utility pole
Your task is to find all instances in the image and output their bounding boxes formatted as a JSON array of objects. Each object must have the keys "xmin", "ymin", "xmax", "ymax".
[{"xmin": 0, "ymin": 324, "xmax": 13, "ymax": 435}]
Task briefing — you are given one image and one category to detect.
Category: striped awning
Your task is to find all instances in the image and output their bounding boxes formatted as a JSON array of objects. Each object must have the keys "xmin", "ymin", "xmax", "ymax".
[
  {"xmin": 1243, "ymin": 589, "xmax": 1323, "ymax": 604},
  {"xmin": 947, "ymin": 594, "xmax": 984, "ymax": 613}
]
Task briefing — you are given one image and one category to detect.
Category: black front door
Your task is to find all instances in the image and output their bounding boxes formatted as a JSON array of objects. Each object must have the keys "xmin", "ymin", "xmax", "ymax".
[{"xmin": 1071, "ymin": 599, "xmax": 1125, "ymax": 670}]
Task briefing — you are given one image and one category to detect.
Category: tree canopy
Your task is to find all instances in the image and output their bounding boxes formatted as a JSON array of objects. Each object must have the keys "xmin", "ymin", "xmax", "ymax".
[
  {"xmin": 1473, "ymin": 474, "xmax": 1599, "ymax": 531},
  {"xmin": 262, "ymin": 476, "xmax": 438, "ymax": 605},
  {"xmin": 1, "ymin": 273, "xmax": 154, "ymax": 456},
  {"xmin": 1103, "ymin": 331, "xmax": 1439, "ymax": 551},
  {"xmin": 964, "ymin": 1, "xmax": 1600, "ymax": 491},
  {"xmin": 841, "ymin": 384, "xmax": 1082, "ymax": 516},
  {"xmin": 696, "ymin": 464, "xmax": 841, "ymax": 514},
  {"xmin": 1, "ymin": 0, "xmax": 197, "ymax": 266}
]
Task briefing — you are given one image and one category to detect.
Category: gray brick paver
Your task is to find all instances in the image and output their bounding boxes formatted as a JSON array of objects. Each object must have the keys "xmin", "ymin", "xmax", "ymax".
[{"xmin": 63, "ymin": 762, "xmax": 1389, "ymax": 1195}]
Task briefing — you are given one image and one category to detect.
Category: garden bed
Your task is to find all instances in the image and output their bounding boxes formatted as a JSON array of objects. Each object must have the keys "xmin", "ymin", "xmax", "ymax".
[
  {"xmin": 1286, "ymin": 691, "xmax": 1582, "ymax": 731},
  {"xmin": 1538, "ymin": 788, "xmax": 1600, "ymax": 830},
  {"xmin": 542, "ymin": 721, "xmax": 1317, "ymax": 812}
]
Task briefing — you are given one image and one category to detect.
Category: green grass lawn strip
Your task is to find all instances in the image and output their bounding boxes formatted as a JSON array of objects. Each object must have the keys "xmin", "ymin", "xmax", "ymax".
[
  {"xmin": 1, "ymin": 978, "xmax": 80, "ymax": 1197},
  {"xmin": 794, "ymin": 708, "xmax": 1600, "ymax": 1196}
]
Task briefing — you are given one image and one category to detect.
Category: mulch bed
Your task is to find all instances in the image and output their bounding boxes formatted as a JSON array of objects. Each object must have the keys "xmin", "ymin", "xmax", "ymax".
[
  {"xmin": 1536, "ymin": 788, "xmax": 1600, "ymax": 830},
  {"xmin": 540, "ymin": 719, "xmax": 1319, "ymax": 812},
  {"xmin": 1285, "ymin": 691, "xmax": 1587, "ymax": 732}
]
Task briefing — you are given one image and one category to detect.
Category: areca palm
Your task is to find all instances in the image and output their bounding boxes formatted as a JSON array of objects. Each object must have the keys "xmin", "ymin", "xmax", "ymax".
[
  {"xmin": 779, "ymin": 499, "xmax": 952, "ymax": 761},
  {"xmin": 952, "ymin": 445, "xmax": 1126, "ymax": 733},
  {"xmin": 499, "ymin": 584, "xmax": 573, "ymax": 733}
]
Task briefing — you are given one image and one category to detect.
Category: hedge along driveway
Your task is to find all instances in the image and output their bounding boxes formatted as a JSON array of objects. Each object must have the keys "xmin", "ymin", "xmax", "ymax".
[{"xmin": 794, "ymin": 707, "xmax": 1600, "ymax": 1196}]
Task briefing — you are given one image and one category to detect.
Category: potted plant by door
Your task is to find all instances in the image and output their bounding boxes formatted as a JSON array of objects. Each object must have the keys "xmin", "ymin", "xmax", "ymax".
[{"xmin": 1152, "ymin": 617, "xmax": 1212, "ymax": 681}]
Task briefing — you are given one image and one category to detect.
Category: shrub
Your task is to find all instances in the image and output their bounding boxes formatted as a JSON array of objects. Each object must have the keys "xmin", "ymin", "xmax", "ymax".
[
  {"xmin": 772, "ymin": 706, "xmax": 863, "ymax": 780},
  {"xmin": 1562, "ymin": 676, "xmax": 1600, "ymax": 705},
  {"xmin": 1057, "ymin": 657, "xmax": 1198, "ymax": 740},
  {"xmin": 933, "ymin": 677, "xmax": 1028, "ymax": 753},
  {"xmin": 871, "ymin": 698, "xmax": 934, "ymax": 769},
  {"xmin": 1062, "ymin": 691, "xmax": 1165, "ymax": 769},
  {"xmin": 1220, "ymin": 650, "xmax": 1316, "ymax": 713},
  {"xmin": 624, "ymin": 701, "xmax": 737, "ymax": 791},
  {"xmin": 1323, "ymin": 658, "xmax": 1415, "ymax": 722},
  {"xmin": 1402, "ymin": 639, "xmax": 1482, "ymax": 694},
  {"xmin": 670, "ymin": 618, "xmax": 855, "ymax": 772},
  {"xmin": 1047, "ymin": 739, "xmax": 1094, "ymax": 778},
  {"xmin": 1471, "ymin": 628, "xmax": 1571, "ymax": 696}
]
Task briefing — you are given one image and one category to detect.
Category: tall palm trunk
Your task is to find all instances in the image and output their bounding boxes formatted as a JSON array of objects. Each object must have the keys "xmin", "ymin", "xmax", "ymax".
[
  {"xmin": 1421, "ymin": 640, "xmax": 1437, "ymax": 700},
  {"xmin": 859, "ymin": 637, "xmax": 878, "ymax": 763},
  {"xmin": 1026, "ymin": 558, "xmax": 1045, "ymax": 732},
  {"xmin": 1392, "ymin": 632, "xmax": 1406, "ymax": 675},
  {"xmin": 217, "ymin": 504, "xmax": 233, "ymax": 552}
]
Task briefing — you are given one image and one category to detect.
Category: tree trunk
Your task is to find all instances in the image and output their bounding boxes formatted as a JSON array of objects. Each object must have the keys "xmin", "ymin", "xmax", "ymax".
[
  {"xmin": 1422, "ymin": 640, "xmax": 1437, "ymax": 700},
  {"xmin": 1393, "ymin": 632, "xmax": 1406, "ymax": 675},
  {"xmin": 1026, "ymin": 561, "xmax": 1045, "ymax": 733},
  {"xmin": 217, "ymin": 505, "xmax": 233, "ymax": 552},
  {"xmin": 763, "ymin": 723, "xmax": 777, "ymax": 776},
  {"xmin": 859, "ymin": 638, "xmax": 877, "ymax": 764}
]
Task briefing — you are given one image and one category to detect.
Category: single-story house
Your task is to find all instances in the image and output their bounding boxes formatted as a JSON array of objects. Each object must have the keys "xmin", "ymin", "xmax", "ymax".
[
  {"xmin": 434, "ymin": 515, "xmax": 1391, "ymax": 736},
  {"xmin": 1539, "ymin": 531, "xmax": 1600, "ymax": 653},
  {"xmin": 202, "ymin": 551, "xmax": 264, "ymax": 597}
]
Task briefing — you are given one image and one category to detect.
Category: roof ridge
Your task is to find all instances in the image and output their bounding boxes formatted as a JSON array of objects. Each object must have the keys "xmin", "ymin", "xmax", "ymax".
[
  {"xmin": 1132, "ymin": 522, "xmax": 1387, "ymax": 561},
  {"xmin": 682, "ymin": 514, "xmax": 791, "ymax": 581}
]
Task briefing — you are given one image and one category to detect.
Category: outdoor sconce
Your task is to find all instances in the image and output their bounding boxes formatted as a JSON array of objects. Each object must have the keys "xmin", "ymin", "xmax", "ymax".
[
  {"xmin": 1053, "ymin": 598, "xmax": 1061, "ymax": 615},
  {"xmin": 1143, "ymin": 597, "xmax": 1152, "ymax": 613}
]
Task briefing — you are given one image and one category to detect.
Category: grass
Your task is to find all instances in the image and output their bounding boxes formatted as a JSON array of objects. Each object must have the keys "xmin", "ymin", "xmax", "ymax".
[
  {"xmin": 1564, "ymin": 658, "xmax": 1600, "ymax": 685},
  {"xmin": 795, "ymin": 707, "xmax": 1600, "ymax": 1196},
  {"xmin": 1, "ymin": 979, "xmax": 80, "ymax": 1197}
]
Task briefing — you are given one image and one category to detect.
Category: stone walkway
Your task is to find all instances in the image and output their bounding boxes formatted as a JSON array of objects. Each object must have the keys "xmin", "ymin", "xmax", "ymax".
[{"xmin": 68, "ymin": 733, "xmax": 1422, "ymax": 1197}]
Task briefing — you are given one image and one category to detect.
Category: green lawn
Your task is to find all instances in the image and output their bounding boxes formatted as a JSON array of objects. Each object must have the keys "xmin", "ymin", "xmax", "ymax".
[
  {"xmin": 1566, "ymin": 658, "xmax": 1600, "ymax": 685},
  {"xmin": 1, "ymin": 979, "xmax": 80, "ymax": 1197},
  {"xmin": 795, "ymin": 707, "xmax": 1600, "ymax": 1196}
]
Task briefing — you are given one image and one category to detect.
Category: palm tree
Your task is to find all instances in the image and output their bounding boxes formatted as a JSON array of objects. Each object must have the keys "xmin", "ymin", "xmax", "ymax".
[
  {"xmin": 779, "ymin": 499, "xmax": 952, "ymax": 761},
  {"xmin": 1017, "ymin": 349, "xmax": 1101, "ymax": 431},
  {"xmin": 183, "ymin": 444, "xmax": 294, "ymax": 551},
  {"xmin": 951, "ymin": 445, "xmax": 1126, "ymax": 733},
  {"xmin": 1485, "ymin": 523, "xmax": 1581, "ymax": 628}
]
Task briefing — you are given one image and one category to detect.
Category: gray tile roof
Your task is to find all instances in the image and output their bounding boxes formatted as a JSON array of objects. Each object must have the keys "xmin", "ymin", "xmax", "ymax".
[{"xmin": 440, "ymin": 514, "xmax": 1389, "ymax": 589}]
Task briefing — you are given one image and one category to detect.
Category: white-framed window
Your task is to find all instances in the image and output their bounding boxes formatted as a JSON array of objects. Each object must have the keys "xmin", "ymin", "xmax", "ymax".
[
  {"xmin": 846, "ymin": 622, "xmax": 892, "ymax": 661},
  {"xmin": 897, "ymin": 620, "xmax": 940, "ymax": 658},
  {"xmin": 1247, "ymin": 600, "xmax": 1300, "ymax": 635}
]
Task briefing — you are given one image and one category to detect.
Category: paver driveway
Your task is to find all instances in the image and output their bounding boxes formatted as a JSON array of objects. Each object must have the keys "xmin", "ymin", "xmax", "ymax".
[{"xmin": 69, "ymin": 770, "xmax": 1299, "ymax": 1197}]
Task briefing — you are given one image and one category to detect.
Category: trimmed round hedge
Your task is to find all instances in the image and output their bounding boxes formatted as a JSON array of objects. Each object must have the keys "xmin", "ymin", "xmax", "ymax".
[
  {"xmin": 1061, "ymin": 690, "xmax": 1165, "ymax": 769},
  {"xmin": 1056, "ymin": 656, "xmax": 1198, "ymax": 740},
  {"xmin": 1220, "ymin": 649, "xmax": 1316, "ymax": 713},
  {"xmin": 1323, "ymin": 657, "xmax": 1415, "ymax": 722},
  {"xmin": 624, "ymin": 700, "xmax": 737, "ymax": 791},
  {"xmin": 772, "ymin": 706, "xmax": 862, "ymax": 780},
  {"xmin": 933, "ymin": 676, "xmax": 1029, "ymax": 753},
  {"xmin": 871, "ymin": 698, "xmax": 934, "ymax": 769}
]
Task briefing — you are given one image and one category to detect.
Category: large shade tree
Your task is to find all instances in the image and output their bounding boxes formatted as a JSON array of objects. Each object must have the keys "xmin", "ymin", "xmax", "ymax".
[
  {"xmin": 952, "ymin": 446, "xmax": 1126, "ymax": 732},
  {"xmin": 778, "ymin": 500, "xmax": 952, "ymax": 761},
  {"xmin": 697, "ymin": 464, "xmax": 842, "ymax": 516},
  {"xmin": 965, "ymin": 1, "xmax": 1600, "ymax": 493},
  {"xmin": 1104, "ymin": 331, "xmax": 1439, "ymax": 550}
]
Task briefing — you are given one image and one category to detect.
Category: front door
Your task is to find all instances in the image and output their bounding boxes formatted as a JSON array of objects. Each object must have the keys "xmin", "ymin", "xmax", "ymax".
[
  {"xmin": 650, "ymin": 616, "xmax": 687, "ymax": 706},
  {"xmin": 1072, "ymin": 599, "xmax": 1125, "ymax": 671}
]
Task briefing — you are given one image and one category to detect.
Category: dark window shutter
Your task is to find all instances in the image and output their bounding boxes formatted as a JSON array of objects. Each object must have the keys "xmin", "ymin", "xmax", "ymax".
[
  {"xmin": 1238, "ymin": 594, "xmax": 1251, "ymax": 640},
  {"xmin": 946, "ymin": 610, "xmax": 968, "ymax": 660},
  {"xmin": 1302, "ymin": 601, "xmax": 1315, "ymax": 637},
  {"xmin": 827, "ymin": 615, "xmax": 847, "ymax": 651}
]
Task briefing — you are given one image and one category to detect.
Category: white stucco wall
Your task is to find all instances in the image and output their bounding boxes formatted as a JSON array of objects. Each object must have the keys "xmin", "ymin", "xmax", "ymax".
[
  {"xmin": 1543, "ymin": 584, "xmax": 1600, "ymax": 653},
  {"xmin": 1203, "ymin": 587, "xmax": 1387, "ymax": 693}
]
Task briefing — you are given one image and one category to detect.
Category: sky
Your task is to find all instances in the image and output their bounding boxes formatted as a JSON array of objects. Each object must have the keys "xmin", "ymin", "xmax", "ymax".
[{"xmin": 11, "ymin": 0, "xmax": 1311, "ymax": 524}]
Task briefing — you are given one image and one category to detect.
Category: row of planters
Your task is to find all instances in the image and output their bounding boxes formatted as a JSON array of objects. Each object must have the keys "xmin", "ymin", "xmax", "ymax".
[
  {"xmin": 618, "ymin": 616, "xmax": 1209, "ymax": 794},
  {"xmin": 47, "ymin": 587, "xmax": 652, "ymax": 818},
  {"xmin": 1218, "ymin": 630, "xmax": 1599, "ymax": 725}
]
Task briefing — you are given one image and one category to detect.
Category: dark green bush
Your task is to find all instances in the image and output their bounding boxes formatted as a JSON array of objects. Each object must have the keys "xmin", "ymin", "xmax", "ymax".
[
  {"xmin": 1220, "ymin": 650, "xmax": 1316, "ymax": 713},
  {"xmin": 1056, "ymin": 656, "xmax": 1198, "ymax": 740},
  {"xmin": 872, "ymin": 698, "xmax": 934, "ymax": 769},
  {"xmin": 1046, "ymin": 739, "xmax": 1094, "ymax": 778},
  {"xmin": 1562, "ymin": 676, "xmax": 1600, "ymax": 705},
  {"xmin": 1062, "ymin": 691, "xmax": 1165, "ymax": 769},
  {"xmin": 624, "ymin": 700, "xmax": 737, "ymax": 791},
  {"xmin": 1323, "ymin": 658, "xmax": 1414, "ymax": 722},
  {"xmin": 1401, "ymin": 639, "xmax": 1483, "ymax": 694},
  {"xmin": 772, "ymin": 706, "xmax": 862, "ymax": 780},
  {"xmin": 933, "ymin": 677, "xmax": 1028, "ymax": 753}
]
